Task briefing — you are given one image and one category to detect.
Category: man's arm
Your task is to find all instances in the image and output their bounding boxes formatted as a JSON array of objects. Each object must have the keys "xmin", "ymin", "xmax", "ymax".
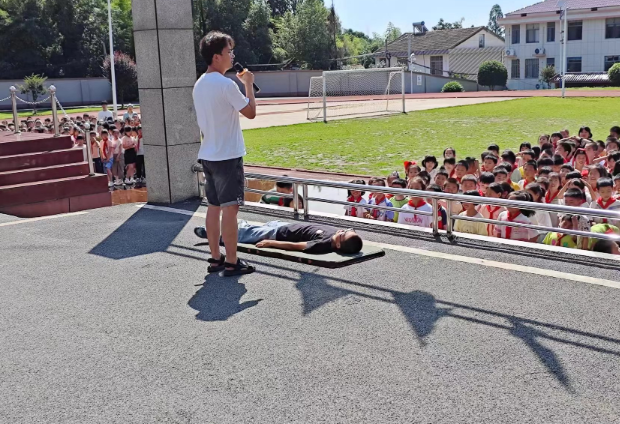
[
  {"xmin": 237, "ymin": 71, "xmax": 257, "ymax": 120},
  {"xmin": 256, "ymin": 240, "xmax": 307, "ymax": 251}
]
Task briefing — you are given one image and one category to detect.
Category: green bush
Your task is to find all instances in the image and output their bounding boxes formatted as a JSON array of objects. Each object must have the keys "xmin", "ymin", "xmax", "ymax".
[
  {"xmin": 477, "ymin": 60, "xmax": 508, "ymax": 91},
  {"xmin": 608, "ymin": 63, "xmax": 620, "ymax": 86},
  {"xmin": 441, "ymin": 81, "xmax": 465, "ymax": 93}
]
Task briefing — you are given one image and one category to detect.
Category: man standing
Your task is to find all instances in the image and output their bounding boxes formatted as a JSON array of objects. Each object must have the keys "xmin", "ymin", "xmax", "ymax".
[
  {"xmin": 97, "ymin": 101, "xmax": 114, "ymax": 122},
  {"xmin": 193, "ymin": 31, "xmax": 257, "ymax": 276}
]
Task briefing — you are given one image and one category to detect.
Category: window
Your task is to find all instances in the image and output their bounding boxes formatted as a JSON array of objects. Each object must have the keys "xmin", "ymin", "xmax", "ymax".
[
  {"xmin": 525, "ymin": 58, "xmax": 539, "ymax": 79},
  {"xmin": 606, "ymin": 18, "xmax": 620, "ymax": 39},
  {"xmin": 512, "ymin": 59, "xmax": 520, "ymax": 79},
  {"xmin": 546, "ymin": 58, "xmax": 555, "ymax": 68},
  {"xmin": 430, "ymin": 56, "xmax": 443, "ymax": 76},
  {"xmin": 479, "ymin": 34, "xmax": 485, "ymax": 48},
  {"xmin": 605, "ymin": 55, "xmax": 620, "ymax": 71},
  {"xmin": 512, "ymin": 25, "xmax": 521, "ymax": 44},
  {"xmin": 567, "ymin": 57, "xmax": 582, "ymax": 73},
  {"xmin": 526, "ymin": 24, "xmax": 540, "ymax": 43},
  {"xmin": 568, "ymin": 21, "xmax": 583, "ymax": 41},
  {"xmin": 547, "ymin": 22, "xmax": 555, "ymax": 42}
]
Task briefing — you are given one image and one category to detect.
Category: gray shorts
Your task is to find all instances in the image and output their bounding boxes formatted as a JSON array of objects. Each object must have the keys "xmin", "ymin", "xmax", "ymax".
[{"xmin": 200, "ymin": 157, "xmax": 245, "ymax": 207}]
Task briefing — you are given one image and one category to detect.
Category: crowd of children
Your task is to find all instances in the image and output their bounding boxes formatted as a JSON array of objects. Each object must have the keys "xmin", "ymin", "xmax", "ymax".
[
  {"xmin": 343, "ymin": 126, "xmax": 620, "ymax": 255},
  {"xmin": 1, "ymin": 102, "xmax": 146, "ymax": 189}
]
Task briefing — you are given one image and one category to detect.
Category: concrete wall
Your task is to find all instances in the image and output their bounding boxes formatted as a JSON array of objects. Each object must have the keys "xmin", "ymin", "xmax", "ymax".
[
  {"xmin": 405, "ymin": 72, "xmax": 480, "ymax": 93},
  {"xmin": 0, "ymin": 78, "xmax": 112, "ymax": 111},
  {"xmin": 502, "ymin": 11, "xmax": 620, "ymax": 90},
  {"xmin": 225, "ymin": 70, "xmax": 322, "ymax": 97}
]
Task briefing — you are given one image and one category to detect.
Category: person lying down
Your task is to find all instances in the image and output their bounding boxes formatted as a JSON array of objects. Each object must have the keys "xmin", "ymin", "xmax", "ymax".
[{"xmin": 194, "ymin": 220, "xmax": 363, "ymax": 254}]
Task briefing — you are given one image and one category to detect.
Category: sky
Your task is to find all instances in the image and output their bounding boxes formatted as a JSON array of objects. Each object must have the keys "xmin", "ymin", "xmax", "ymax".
[{"xmin": 332, "ymin": 0, "xmax": 537, "ymax": 36}]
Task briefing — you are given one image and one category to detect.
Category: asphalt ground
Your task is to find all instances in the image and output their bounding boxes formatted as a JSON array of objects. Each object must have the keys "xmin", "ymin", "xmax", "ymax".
[{"xmin": 2, "ymin": 201, "xmax": 620, "ymax": 423}]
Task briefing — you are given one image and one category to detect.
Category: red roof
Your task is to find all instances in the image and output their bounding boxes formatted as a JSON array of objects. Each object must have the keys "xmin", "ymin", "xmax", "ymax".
[{"xmin": 507, "ymin": 0, "xmax": 620, "ymax": 16}]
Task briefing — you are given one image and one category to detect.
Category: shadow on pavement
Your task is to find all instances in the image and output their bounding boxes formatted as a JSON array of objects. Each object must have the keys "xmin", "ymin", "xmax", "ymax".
[
  {"xmin": 188, "ymin": 273, "xmax": 263, "ymax": 321},
  {"xmin": 167, "ymin": 246, "xmax": 620, "ymax": 393},
  {"xmin": 89, "ymin": 201, "xmax": 200, "ymax": 260}
]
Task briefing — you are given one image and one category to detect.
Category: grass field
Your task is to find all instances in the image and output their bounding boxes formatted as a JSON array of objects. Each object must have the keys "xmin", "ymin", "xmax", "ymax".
[{"xmin": 244, "ymin": 97, "xmax": 620, "ymax": 176}]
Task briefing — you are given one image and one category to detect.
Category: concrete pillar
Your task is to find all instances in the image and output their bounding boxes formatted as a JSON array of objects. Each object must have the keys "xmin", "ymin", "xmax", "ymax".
[{"xmin": 132, "ymin": 0, "xmax": 200, "ymax": 203}]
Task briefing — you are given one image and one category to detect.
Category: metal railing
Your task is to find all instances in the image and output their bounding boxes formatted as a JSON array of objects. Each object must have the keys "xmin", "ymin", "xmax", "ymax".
[
  {"xmin": 7, "ymin": 85, "xmax": 62, "ymax": 137},
  {"xmin": 191, "ymin": 166, "xmax": 620, "ymax": 245}
]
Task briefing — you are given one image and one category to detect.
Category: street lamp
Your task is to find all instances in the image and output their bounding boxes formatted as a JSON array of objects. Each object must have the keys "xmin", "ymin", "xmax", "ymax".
[
  {"xmin": 558, "ymin": 1, "xmax": 568, "ymax": 98},
  {"xmin": 107, "ymin": 0, "xmax": 118, "ymax": 118}
]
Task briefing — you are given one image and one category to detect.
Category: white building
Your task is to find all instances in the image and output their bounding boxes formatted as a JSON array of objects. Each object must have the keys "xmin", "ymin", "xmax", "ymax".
[
  {"xmin": 376, "ymin": 26, "xmax": 505, "ymax": 80},
  {"xmin": 500, "ymin": 0, "xmax": 620, "ymax": 90}
]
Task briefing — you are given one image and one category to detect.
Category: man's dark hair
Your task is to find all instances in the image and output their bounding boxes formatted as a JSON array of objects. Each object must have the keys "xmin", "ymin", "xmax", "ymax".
[
  {"xmin": 493, "ymin": 166, "xmax": 508, "ymax": 176},
  {"xmin": 200, "ymin": 31, "xmax": 234, "ymax": 66},
  {"xmin": 443, "ymin": 157, "xmax": 456, "ymax": 166},
  {"xmin": 552, "ymin": 154, "xmax": 565, "ymax": 166},
  {"xmin": 551, "ymin": 132, "xmax": 563, "ymax": 139},
  {"xmin": 540, "ymin": 142, "xmax": 553, "ymax": 151},
  {"xmin": 610, "ymin": 126, "xmax": 620, "ymax": 135},
  {"xmin": 538, "ymin": 166, "xmax": 553, "ymax": 176},
  {"xmin": 483, "ymin": 153, "xmax": 499, "ymax": 164},
  {"xmin": 566, "ymin": 171, "xmax": 582, "ymax": 180},
  {"xmin": 524, "ymin": 160, "xmax": 538, "ymax": 171},
  {"xmin": 276, "ymin": 181, "xmax": 293, "ymax": 190},
  {"xmin": 101, "ymin": 101, "xmax": 107, "ymax": 106},
  {"xmin": 340, "ymin": 233, "xmax": 363, "ymax": 254},
  {"xmin": 487, "ymin": 143, "xmax": 500, "ymax": 153},
  {"xmin": 560, "ymin": 163, "xmax": 574, "ymax": 172}
]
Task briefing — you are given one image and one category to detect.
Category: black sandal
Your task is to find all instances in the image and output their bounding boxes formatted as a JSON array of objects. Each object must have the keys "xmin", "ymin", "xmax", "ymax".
[
  {"xmin": 194, "ymin": 226, "xmax": 207, "ymax": 239},
  {"xmin": 207, "ymin": 255, "xmax": 226, "ymax": 273},
  {"xmin": 223, "ymin": 259, "xmax": 256, "ymax": 277}
]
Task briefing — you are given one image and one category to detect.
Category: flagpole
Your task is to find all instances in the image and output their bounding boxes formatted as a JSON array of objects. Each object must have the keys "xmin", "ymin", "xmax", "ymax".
[
  {"xmin": 561, "ymin": 6, "xmax": 568, "ymax": 98},
  {"xmin": 107, "ymin": 0, "xmax": 118, "ymax": 118}
]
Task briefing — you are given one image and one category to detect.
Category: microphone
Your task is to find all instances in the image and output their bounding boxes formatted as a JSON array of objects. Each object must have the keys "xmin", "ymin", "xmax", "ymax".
[{"xmin": 233, "ymin": 62, "xmax": 261, "ymax": 93}]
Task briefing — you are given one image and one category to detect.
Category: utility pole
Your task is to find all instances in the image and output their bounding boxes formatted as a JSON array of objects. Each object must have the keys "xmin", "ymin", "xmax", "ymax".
[{"xmin": 107, "ymin": 0, "xmax": 118, "ymax": 118}]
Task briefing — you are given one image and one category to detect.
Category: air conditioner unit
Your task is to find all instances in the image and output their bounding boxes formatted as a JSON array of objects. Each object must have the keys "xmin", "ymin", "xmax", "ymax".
[
  {"xmin": 505, "ymin": 48, "xmax": 517, "ymax": 57},
  {"xmin": 534, "ymin": 47, "xmax": 546, "ymax": 57}
]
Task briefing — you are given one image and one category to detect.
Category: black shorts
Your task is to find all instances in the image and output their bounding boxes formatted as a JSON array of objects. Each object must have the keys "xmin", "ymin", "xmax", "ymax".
[
  {"xmin": 200, "ymin": 157, "xmax": 245, "ymax": 207},
  {"xmin": 124, "ymin": 148, "xmax": 137, "ymax": 165}
]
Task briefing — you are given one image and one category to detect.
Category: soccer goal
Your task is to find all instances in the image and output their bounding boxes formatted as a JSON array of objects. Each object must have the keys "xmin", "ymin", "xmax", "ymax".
[{"xmin": 307, "ymin": 67, "xmax": 406, "ymax": 122}]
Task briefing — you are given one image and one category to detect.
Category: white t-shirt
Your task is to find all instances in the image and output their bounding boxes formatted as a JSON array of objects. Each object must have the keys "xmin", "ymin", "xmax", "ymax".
[
  {"xmin": 398, "ymin": 201, "xmax": 433, "ymax": 228},
  {"xmin": 193, "ymin": 72, "xmax": 249, "ymax": 162},
  {"xmin": 98, "ymin": 110, "xmax": 113, "ymax": 122}
]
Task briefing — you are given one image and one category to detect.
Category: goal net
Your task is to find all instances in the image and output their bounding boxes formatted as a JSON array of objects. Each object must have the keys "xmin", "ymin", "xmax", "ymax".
[{"xmin": 307, "ymin": 67, "xmax": 406, "ymax": 122}]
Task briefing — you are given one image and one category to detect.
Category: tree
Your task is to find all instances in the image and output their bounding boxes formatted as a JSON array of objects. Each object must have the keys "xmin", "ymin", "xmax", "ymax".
[
  {"xmin": 478, "ymin": 60, "xmax": 507, "ymax": 90},
  {"xmin": 540, "ymin": 65, "xmax": 556, "ymax": 89},
  {"xmin": 384, "ymin": 22, "xmax": 402, "ymax": 43},
  {"xmin": 295, "ymin": 0, "xmax": 331, "ymax": 69},
  {"xmin": 608, "ymin": 63, "xmax": 620, "ymax": 86},
  {"xmin": 432, "ymin": 18, "xmax": 464, "ymax": 31},
  {"xmin": 102, "ymin": 52, "xmax": 138, "ymax": 108},
  {"xmin": 488, "ymin": 4, "xmax": 504, "ymax": 37},
  {"xmin": 243, "ymin": 0, "xmax": 273, "ymax": 64},
  {"xmin": 18, "ymin": 74, "xmax": 48, "ymax": 114}
]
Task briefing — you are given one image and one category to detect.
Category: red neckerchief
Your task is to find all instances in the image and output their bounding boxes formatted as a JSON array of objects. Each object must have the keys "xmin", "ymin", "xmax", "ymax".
[
  {"xmin": 386, "ymin": 194, "xmax": 394, "ymax": 199},
  {"xmin": 486, "ymin": 205, "xmax": 501, "ymax": 219},
  {"xmin": 449, "ymin": 169, "xmax": 456, "ymax": 178},
  {"xmin": 347, "ymin": 195, "xmax": 362, "ymax": 217},
  {"xmin": 372, "ymin": 196, "xmax": 385, "ymax": 219},
  {"xmin": 522, "ymin": 178, "xmax": 534, "ymax": 189},
  {"xmin": 101, "ymin": 139, "xmax": 109, "ymax": 159},
  {"xmin": 278, "ymin": 197, "xmax": 284, "ymax": 207},
  {"xmin": 545, "ymin": 190, "xmax": 559, "ymax": 204},
  {"xmin": 512, "ymin": 163, "xmax": 518, "ymax": 171},
  {"xmin": 597, "ymin": 197, "xmax": 617, "ymax": 223},
  {"xmin": 504, "ymin": 210, "xmax": 521, "ymax": 240},
  {"xmin": 408, "ymin": 198, "xmax": 427, "ymax": 208}
]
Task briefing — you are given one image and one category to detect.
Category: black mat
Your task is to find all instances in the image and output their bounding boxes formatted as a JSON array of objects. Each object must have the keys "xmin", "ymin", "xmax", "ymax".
[{"xmin": 236, "ymin": 243, "xmax": 385, "ymax": 268}]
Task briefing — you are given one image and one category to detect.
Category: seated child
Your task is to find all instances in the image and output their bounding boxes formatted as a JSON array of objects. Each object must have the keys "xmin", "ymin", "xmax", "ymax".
[
  {"xmin": 426, "ymin": 184, "xmax": 447, "ymax": 230},
  {"xmin": 443, "ymin": 177, "xmax": 463, "ymax": 215},
  {"xmin": 366, "ymin": 178, "xmax": 394, "ymax": 222},
  {"xmin": 454, "ymin": 160, "xmax": 469, "ymax": 183},
  {"xmin": 422, "ymin": 155, "xmax": 439, "ymax": 182},
  {"xmin": 344, "ymin": 179, "xmax": 367, "ymax": 218},
  {"xmin": 479, "ymin": 172, "xmax": 495, "ymax": 194},
  {"xmin": 495, "ymin": 191, "xmax": 539, "ymax": 242},
  {"xmin": 518, "ymin": 160, "xmax": 538, "ymax": 190},
  {"xmin": 560, "ymin": 188, "xmax": 592, "ymax": 249},
  {"xmin": 443, "ymin": 157, "xmax": 456, "ymax": 179},
  {"xmin": 460, "ymin": 175, "xmax": 478, "ymax": 194},
  {"xmin": 542, "ymin": 214, "xmax": 577, "ymax": 248},
  {"xmin": 454, "ymin": 191, "xmax": 488, "ymax": 236},
  {"xmin": 405, "ymin": 162, "xmax": 421, "ymax": 181},
  {"xmin": 194, "ymin": 221, "xmax": 363, "ymax": 255},
  {"xmin": 434, "ymin": 169, "xmax": 449, "ymax": 188},
  {"xmin": 493, "ymin": 165, "xmax": 520, "ymax": 191},
  {"xmin": 482, "ymin": 153, "xmax": 499, "ymax": 173},
  {"xmin": 398, "ymin": 177, "xmax": 433, "ymax": 228},
  {"xmin": 480, "ymin": 182, "xmax": 505, "ymax": 237},
  {"xmin": 545, "ymin": 172, "xmax": 562, "ymax": 227},
  {"xmin": 389, "ymin": 178, "xmax": 409, "ymax": 222},
  {"xmin": 261, "ymin": 178, "xmax": 304, "ymax": 209},
  {"xmin": 590, "ymin": 178, "xmax": 620, "ymax": 226}
]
